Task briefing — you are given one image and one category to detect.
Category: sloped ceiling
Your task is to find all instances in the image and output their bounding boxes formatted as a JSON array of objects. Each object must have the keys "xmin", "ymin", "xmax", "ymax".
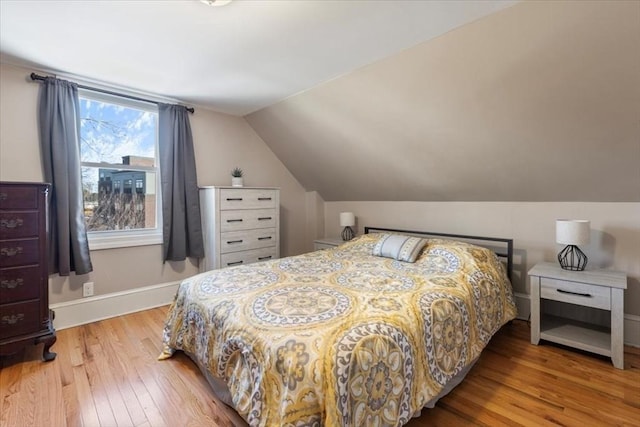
[
  {"xmin": 246, "ymin": 1, "xmax": 640, "ymax": 202},
  {"xmin": 0, "ymin": 0, "xmax": 516, "ymax": 116}
]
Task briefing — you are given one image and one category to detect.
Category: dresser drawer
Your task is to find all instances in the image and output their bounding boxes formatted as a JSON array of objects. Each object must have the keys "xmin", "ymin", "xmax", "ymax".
[
  {"xmin": 0, "ymin": 238, "xmax": 40, "ymax": 267},
  {"xmin": 0, "ymin": 212, "xmax": 39, "ymax": 239},
  {"xmin": 540, "ymin": 277, "xmax": 610, "ymax": 310},
  {"xmin": 220, "ymin": 247, "xmax": 277, "ymax": 268},
  {"xmin": 0, "ymin": 300, "xmax": 41, "ymax": 339},
  {"xmin": 219, "ymin": 189, "xmax": 277, "ymax": 210},
  {"xmin": 220, "ymin": 229, "xmax": 277, "ymax": 254},
  {"xmin": 0, "ymin": 265, "xmax": 41, "ymax": 304},
  {"xmin": 0, "ymin": 185, "xmax": 39, "ymax": 210},
  {"xmin": 220, "ymin": 208, "xmax": 277, "ymax": 232}
]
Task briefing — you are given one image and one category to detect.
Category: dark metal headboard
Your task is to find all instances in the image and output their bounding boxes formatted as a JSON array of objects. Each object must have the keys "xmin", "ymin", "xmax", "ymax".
[{"xmin": 364, "ymin": 226, "xmax": 514, "ymax": 281}]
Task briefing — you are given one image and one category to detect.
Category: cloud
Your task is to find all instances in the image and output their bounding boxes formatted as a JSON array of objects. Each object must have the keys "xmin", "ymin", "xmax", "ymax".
[{"xmin": 79, "ymin": 100, "xmax": 157, "ymax": 164}]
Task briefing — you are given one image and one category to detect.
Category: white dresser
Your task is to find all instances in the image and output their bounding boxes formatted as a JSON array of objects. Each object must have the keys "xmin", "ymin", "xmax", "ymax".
[{"xmin": 199, "ymin": 186, "xmax": 280, "ymax": 271}]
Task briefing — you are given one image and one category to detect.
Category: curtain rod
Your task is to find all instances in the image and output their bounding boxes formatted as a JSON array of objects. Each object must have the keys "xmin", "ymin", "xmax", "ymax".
[{"xmin": 30, "ymin": 72, "xmax": 195, "ymax": 114}]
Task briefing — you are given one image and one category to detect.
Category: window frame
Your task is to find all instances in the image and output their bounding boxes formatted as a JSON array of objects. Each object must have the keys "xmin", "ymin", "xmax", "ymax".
[{"xmin": 78, "ymin": 89, "xmax": 162, "ymax": 250}]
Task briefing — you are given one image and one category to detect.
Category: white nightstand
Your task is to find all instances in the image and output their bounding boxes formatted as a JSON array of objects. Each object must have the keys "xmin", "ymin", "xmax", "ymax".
[
  {"xmin": 313, "ymin": 237, "xmax": 345, "ymax": 251},
  {"xmin": 529, "ymin": 262, "xmax": 627, "ymax": 369}
]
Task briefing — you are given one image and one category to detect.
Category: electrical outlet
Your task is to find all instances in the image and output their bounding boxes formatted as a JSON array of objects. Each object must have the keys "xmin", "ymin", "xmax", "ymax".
[{"xmin": 83, "ymin": 282, "xmax": 94, "ymax": 297}]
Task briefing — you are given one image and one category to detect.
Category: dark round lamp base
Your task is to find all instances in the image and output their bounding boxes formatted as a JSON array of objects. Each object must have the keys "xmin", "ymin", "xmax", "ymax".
[
  {"xmin": 558, "ymin": 245, "xmax": 588, "ymax": 271},
  {"xmin": 341, "ymin": 226, "xmax": 355, "ymax": 241}
]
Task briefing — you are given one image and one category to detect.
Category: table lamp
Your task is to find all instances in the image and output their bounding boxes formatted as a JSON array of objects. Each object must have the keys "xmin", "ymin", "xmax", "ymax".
[
  {"xmin": 556, "ymin": 219, "xmax": 590, "ymax": 271},
  {"xmin": 340, "ymin": 212, "xmax": 355, "ymax": 241}
]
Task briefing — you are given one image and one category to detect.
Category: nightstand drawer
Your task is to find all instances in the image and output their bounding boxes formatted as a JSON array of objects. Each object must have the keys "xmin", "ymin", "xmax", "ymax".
[
  {"xmin": 540, "ymin": 277, "xmax": 610, "ymax": 310},
  {"xmin": 315, "ymin": 242, "xmax": 337, "ymax": 250}
]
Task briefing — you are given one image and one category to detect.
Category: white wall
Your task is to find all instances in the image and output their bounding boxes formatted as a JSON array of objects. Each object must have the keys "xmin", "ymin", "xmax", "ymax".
[
  {"xmin": 0, "ymin": 62, "xmax": 309, "ymax": 304},
  {"xmin": 324, "ymin": 201, "xmax": 640, "ymax": 316},
  {"xmin": 247, "ymin": 1, "xmax": 640, "ymax": 204}
]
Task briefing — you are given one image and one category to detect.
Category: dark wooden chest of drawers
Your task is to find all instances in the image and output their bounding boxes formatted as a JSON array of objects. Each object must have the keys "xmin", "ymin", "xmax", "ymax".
[{"xmin": 0, "ymin": 182, "xmax": 56, "ymax": 361}]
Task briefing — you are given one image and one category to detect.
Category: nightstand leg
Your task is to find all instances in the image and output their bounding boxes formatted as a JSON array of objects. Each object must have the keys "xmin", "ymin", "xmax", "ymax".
[
  {"xmin": 530, "ymin": 276, "xmax": 540, "ymax": 345},
  {"xmin": 611, "ymin": 289, "xmax": 624, "ymax": 369}
]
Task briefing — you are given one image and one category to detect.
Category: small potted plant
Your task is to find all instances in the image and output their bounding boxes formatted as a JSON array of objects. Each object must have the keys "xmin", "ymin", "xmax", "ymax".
[{"xmin": 231, "ymin": 167, "xmax": 243, "ymax": 187}]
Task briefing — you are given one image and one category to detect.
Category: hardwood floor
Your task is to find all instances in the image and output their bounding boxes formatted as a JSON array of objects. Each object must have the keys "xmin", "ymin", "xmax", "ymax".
[{"xmin": 1, "ymin": 307, "xmax": 638, "ymax": 427}]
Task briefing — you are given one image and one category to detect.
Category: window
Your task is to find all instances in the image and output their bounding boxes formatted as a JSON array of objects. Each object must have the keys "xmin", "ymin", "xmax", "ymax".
[
  {"xmin": 123, "ymin": 179, "xmax": 133, "ymax": 194},
  {"xmin": 79, "ymin": 90, "xmax": 161, "ymax": 249}
]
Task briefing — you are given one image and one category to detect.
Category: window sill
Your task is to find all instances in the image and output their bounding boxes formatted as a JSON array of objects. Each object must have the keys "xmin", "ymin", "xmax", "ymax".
[{"xmin": 88, "ymin": 230, "xmax": 163, "ymax": 251}]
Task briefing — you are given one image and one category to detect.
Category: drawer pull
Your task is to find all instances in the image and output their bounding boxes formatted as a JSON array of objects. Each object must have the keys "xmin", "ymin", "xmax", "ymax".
[
  {"xmin": 258, "ymin": 236, "xmax": 272, "ymax": 241},
  {"xmin": 557, "ymin": 289, "xmax": 592, "ymax": 298},
  {"xmin": 258, "ymin": 217, "xmax": 272, "ymax": 221},
  {"xmin": 226, "ymin": 219, "xmax": 243, "ymax": 223},
  {"xmin": 1, "ymin": 247, "xmax": 23, "ymax": 257},
  {"xmin": 1, "ymin": 218, "xmax": 24, "ymax": 229},
  {"xmin": 0, "ymin": 193, "xmax": 6, "ymax": 201},
  {"xmin": 258, "ymin": 197, "xmax": 272, "ymax": 201},
  {"xmin": 1, "ymin": 278, "xmax": 24, "ymax": 289},
  {"xmin": 227, "ymin": 261, "xmax": 243, "ymax": 266},
  {"xmin": 1, "ymin": 314, "xmax": 25, "ymax": 325},
  {"xmin": 226, "ymin": 198, "xmax": 243, "ymax": 201},
  {"xmin": 227, "ymin": 240, "xmax": 243, "ymax": 244},
  {"xmin": 258, "ymin": 256, "xmax": 272, "ymax": 261}
]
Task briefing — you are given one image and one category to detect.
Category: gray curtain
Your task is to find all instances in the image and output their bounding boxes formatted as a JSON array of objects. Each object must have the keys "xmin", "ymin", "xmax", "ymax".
[
  {"xmin": 37, "ymin": 77, "xmax": 93, "ymax": 276},
  {"xmin": 158, "ymin": 104, "xmax": 204, "ymax": 261}
]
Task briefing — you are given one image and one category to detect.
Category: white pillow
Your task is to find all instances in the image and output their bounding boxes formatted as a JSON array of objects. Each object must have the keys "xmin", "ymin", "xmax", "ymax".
[{"xmin": 372, "ymin": 234, "xmax": 427, "ymax": 263}]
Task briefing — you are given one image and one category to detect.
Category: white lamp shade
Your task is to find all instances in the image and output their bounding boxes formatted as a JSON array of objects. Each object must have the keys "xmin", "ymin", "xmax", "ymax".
[
  {"xmin": 556, "ymin": 219, "xmax": 590, "ymax": 246},
  {"xmin": 339, "ymin": 212, "xmax": 355, "ymax": 227}
]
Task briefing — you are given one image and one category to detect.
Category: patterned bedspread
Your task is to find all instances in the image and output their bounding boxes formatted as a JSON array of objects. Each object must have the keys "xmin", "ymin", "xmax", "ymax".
[{"xmin": 160, "ymin": 234, "xmax": 517, "ymax": 427}]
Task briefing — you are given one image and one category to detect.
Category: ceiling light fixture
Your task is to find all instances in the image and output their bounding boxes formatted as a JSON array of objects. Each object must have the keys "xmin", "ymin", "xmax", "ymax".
[{"xmin": 200, "ymin": 0, "xmax": 232, "ymax": 6}]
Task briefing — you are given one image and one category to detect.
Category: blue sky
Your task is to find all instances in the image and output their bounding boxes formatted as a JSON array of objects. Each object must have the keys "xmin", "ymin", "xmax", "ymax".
[{"xmin": 79, "ymin": 97, "xmax": 157, "ymax": 164}]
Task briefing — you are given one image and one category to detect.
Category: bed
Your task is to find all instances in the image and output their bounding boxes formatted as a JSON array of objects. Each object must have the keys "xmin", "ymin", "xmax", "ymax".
[{"xmin": 160, "ymin": 227, "xmax": 518, "ymax": 426}]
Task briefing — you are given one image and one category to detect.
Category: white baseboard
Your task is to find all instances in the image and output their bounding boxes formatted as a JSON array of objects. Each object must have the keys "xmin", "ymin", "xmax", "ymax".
[
  {"xmin": 625, "ymin": 314, "xmax": 640, "ymax": 348},
  {"xmin": 513, "ymin": 293, "xmax": 640, "ymax": 348},
  {"xmin": 50, "ymin": 281, "xmax": 181, "ymax": 330}
]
